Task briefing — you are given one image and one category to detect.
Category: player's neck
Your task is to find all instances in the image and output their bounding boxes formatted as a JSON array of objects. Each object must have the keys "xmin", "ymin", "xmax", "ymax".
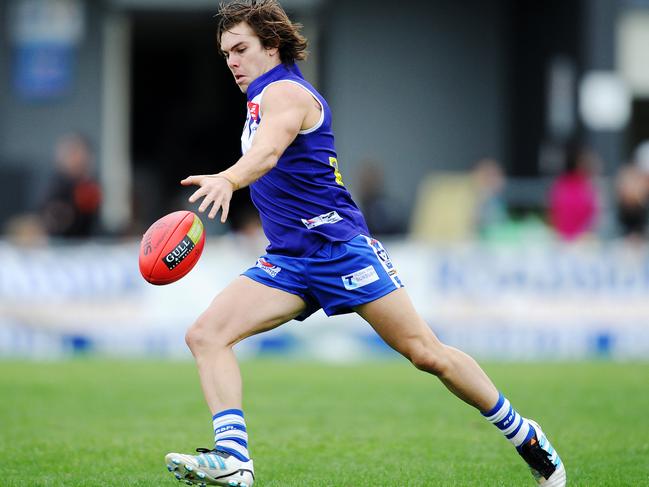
[{"xmin": 261, "ymin": 57, "xmax": 282, "ymax": 76}]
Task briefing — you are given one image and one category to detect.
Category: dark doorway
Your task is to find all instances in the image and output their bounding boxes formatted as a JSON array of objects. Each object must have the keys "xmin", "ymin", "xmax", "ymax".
[
  {"xmin": 628, "ymin": 99, "xmax": 649, "ymax": 158},
  {"xmin": 130, "ymin": 10, "xmax": 252, "ymax": 234},
  {"xmin": 505, "ymin": 0, "xmax": 581, "ymax": 177}
]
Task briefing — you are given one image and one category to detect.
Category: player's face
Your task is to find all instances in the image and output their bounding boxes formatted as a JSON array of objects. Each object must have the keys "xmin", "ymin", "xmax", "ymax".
[{"xmin": 220, "ymin": 22, "xmax": 279, "ymax": 93}]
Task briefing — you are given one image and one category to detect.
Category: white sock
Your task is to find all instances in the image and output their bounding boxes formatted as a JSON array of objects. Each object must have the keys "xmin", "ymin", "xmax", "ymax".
[
  {"xmin": 212, "ymin": 408, "xmax": 250, "ymax": 461},
  {"xmin": 481, "ymin": 393, "xmax": 535, "ymax": 449}
]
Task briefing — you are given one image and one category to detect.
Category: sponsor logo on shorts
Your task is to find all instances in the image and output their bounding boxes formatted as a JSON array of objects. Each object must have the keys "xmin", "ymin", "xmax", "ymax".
[
  {"xmin": 341, "ymin": 265, "xmax": 379, "ymax": 290},
  {"xmin": 163, "ymin": 235, "xmax": 195, "ymax": 270},
  {"xmin": 301, "ymin": 211, "xmax": 343, "ymax": 229},
  {"xmin": 255, "ymin": 257, "xmax": 281, "ymax": 278},
  {"xmin": 363, "ymin": 235, "xmax": 403, "ymax": 289},
  {"xmin": 369, "ymin": 238, "xmax": 394, "ymax": 270}
]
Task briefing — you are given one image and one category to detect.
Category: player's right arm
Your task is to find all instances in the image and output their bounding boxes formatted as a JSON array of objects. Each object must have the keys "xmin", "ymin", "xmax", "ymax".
[{"xmin": 181, "ymin": 82, "xmax": 319, "ymax": 222}]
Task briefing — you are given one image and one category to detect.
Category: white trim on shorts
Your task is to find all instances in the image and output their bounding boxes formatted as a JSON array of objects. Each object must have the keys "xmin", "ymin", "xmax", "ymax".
[{"xmin": 361, "ymin": 235, "xmax": 402, "ymax": 289}]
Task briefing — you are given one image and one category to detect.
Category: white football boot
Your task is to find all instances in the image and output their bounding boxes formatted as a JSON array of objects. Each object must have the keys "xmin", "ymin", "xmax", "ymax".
[
  {"xmin": 518, "ymin": 420, "xmax": 566, "ymax": 486},
  {"xmin": 165, "ymin": 448, "xmax": 254, "ymax": 486}
]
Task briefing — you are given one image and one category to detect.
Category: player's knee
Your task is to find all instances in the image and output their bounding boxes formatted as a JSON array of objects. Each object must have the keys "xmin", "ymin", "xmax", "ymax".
[
  {"xmin": 184, "ymin": 322, "xmax": 206, "ymax": 353},
  {"xmin": 185, "ymin": 314, "xmax": 226, "ymax": 353},
  {"xmin": 409, "ymin": 343, "xmax": 451, "ymax": 377}
]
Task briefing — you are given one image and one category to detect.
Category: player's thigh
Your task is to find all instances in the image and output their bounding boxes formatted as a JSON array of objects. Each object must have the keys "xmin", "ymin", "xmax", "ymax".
[
  {"xmin": 354, "ymin": 288, "xmax": 442, "ymax": 356},
  {"xmin": 193, "ymin": 275, "xmax": 307, "ymax": 346}
]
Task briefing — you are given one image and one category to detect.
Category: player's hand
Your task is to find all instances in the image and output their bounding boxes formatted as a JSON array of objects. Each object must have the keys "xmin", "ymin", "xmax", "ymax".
[{"xmin": 181, "ymin": 174, "xmax": 234, "ymax": 223}]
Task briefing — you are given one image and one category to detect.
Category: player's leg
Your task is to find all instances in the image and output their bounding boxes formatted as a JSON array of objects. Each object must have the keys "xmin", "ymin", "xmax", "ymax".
[
  {"xmin": 355, "ymin": 287, "xmax": 498, "ymax": 409},
  {"xmin": 354, "ymin": 288, "xmax": 565, "ymax": 486},
  {"xmin": 185, "ymin": 275, "xmax": 306, "ymax": 414},
  {"xmin": 166, "ymin": 275, "xmax": 307, "ymax": 486}
]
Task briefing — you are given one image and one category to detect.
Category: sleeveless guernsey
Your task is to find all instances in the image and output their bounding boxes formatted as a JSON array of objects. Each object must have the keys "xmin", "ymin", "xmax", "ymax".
[{"xmin": 241, "ymin": 62, "xmax": 369, "ymax": 257}]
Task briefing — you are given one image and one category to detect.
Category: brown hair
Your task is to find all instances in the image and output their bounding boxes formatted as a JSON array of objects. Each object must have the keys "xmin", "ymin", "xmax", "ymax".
[{"xmin": 216, "ymin": 0, "xmax": 308, "ymax": 64}]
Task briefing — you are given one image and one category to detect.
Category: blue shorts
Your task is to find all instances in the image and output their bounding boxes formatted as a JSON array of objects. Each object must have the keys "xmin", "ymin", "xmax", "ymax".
[{"xmin": 242, "ymin": 234, "xmax": 405, "ymax": 321}]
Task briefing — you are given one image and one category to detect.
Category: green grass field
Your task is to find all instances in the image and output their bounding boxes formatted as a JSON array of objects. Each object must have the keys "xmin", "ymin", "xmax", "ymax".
[{"xmin": 1, "ymin": 359, "xmax": 648, "ymax": 486}]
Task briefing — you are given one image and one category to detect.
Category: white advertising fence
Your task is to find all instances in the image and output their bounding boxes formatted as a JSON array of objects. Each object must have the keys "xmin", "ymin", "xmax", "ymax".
[{"xmin": 1, "ymin": 238, "xmax": 648, "ymax": 360}]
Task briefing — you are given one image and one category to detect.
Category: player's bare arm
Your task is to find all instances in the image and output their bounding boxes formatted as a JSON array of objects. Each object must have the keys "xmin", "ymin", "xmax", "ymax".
[{"xmin": 181, "ymin": 82, "xmax": 318, "ymax": 222}]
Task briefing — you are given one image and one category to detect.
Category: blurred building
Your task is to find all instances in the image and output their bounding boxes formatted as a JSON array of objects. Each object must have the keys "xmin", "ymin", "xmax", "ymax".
[{"xmin": 1, "ymin": 0, "xmax": 649, "ymax": 234}]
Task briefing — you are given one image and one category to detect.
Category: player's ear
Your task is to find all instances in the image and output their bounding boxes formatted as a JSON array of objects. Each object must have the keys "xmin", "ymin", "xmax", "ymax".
[{"xmin": 265, "ymin": 45, "xmax": 279, "ymax": 58}]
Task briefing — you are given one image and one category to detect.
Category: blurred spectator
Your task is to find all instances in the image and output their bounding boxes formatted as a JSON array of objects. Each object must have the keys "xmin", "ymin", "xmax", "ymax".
[
  {"xmin": 471, "ymin": 158, "xmax": 508, "ymax": 237},
  {"xmin": 356, "ymin": 160, "xmax": 406, "ymax": 236},
  {"xmin": 41, "ymin": 133, "xmax": 102, "ymax": 238},
  {"xmin": 548, "ymin": 141, "xmax": 599, "ymax": 241},
  {"xmin": 616, "ymin": 139, "xmax": 649, "ymax": 241},
  {"xmin": 615, "ymin": 164, "xmax": 649, "ymax": 240},
  {"xmin": 3, "ymin": 214, "xmax": 48, "ymax": 247},
  {"xmin": 633, "ymin": 140, "xmax": 649, "ymax": 177}
]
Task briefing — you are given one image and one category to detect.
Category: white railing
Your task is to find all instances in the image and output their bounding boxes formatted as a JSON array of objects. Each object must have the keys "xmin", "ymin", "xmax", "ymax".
[{"xmin": 1, "ymin": 237, "xmax": 648, "ymax": 360}]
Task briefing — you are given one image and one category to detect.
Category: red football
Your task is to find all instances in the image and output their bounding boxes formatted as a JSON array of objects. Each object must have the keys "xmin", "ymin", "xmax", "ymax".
[{"xmin": 139, "ymin": 211, "xmax": 206, "ymax": 285}]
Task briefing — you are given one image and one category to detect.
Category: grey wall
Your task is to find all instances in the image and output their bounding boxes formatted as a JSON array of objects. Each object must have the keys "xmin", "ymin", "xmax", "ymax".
[
  {"xmin": 322, "ymin": 0, "xmax": 506, "ymax": 212},
  {"xmin": 581, "ymin": 0, "xmax": 625, "ymax": 174},
  {"xmin": 0, "ymin": 0, "xmax": 509, "ymax": 224},
  {"xmin": 0, "ymin": 0, "xmax": 104, "ymax": 205}
]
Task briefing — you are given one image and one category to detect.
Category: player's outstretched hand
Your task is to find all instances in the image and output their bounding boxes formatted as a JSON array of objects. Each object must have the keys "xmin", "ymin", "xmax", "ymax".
[{"xmin": 181, "ymin": 174, "xmax": 234, "ymax": 223}]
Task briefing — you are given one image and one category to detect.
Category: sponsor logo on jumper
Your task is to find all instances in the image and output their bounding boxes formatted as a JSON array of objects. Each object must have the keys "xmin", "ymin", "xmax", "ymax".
[
  {"xmin": 247, "ymin": 101, "xmax": 260, "ymax": 121},
  {"xmin": 342, "ymin": 265, "xmax": 379, "ymax": 290},
  {"xmin": 301, "ymin": 211, "xmax": 343, "ymax": 229},
  {"xmin": 245, "ymin": 117, "xmax": 259, "ymax": 143},
  {"xmin": 163, "ymin": 236, "xmax": 195, "ymax": 270},
  {"xmin": 256, "ymin": 257, "xmax": 281, "ymax": 277}
]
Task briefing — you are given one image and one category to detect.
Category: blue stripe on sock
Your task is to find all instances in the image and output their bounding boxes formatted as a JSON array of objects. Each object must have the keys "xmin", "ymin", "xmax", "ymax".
[
  {"xmin": 212, "ymin": 408, "xmax": 244, "ymax": 421},
  {"xmin": 505, "ymin": 416, "xmax": 524, "ymax": 439},
  {"xmin": 524, "ymin": 423, "xmax": 536, "ymax": 443},
  {"xmin": 215, "ymin": 446, "xmax": 249, "ymax": 462},
  {"xmin": 220, "ymin": 437, "xmax": 248, "ymax": 448},
  {"xmin": 495, "ymin": 406, "xmax": 515, "ymax": 429},
  {"xmin": 481, "ymin": 393, "xmax": 505, "ymax": 417}
]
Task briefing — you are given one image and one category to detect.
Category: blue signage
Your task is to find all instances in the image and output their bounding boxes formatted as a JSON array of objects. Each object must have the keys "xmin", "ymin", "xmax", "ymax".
[{"xmin": 13, "ymin": 42, "xmax": 75, "ymax": 99}]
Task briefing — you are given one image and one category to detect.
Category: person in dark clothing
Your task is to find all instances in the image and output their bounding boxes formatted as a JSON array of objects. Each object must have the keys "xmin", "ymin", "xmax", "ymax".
[
  {"xmin": 615, "ymin": 164, "xmax": 648, "ymax": 240},
  {"xmin": 41, "ymin": 133, "xmax": 102, "ymax": 238}
]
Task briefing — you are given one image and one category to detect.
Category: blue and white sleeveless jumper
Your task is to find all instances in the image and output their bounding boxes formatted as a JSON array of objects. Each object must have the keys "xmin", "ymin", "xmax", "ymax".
[{"xmin": 241, "ymin": 62, "xmax": 369, "ymax": 257}]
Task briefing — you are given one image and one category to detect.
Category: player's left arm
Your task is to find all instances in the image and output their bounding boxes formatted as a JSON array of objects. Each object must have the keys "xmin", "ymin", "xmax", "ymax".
[{"xmin": 181, "ymin": 82, "xmax": 312, "ymax": 222}]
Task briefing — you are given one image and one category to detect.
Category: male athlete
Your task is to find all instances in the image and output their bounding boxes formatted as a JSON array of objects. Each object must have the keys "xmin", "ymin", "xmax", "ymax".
[{"xmin": 165, "ymin": 1, "xmax": 566, "ymax": 486}]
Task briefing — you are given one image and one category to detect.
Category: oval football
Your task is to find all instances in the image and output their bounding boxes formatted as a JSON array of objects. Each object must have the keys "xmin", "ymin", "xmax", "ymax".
[{"xmin": 139, "ymin": 211, "xmax": 205, "ymax": 285}]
